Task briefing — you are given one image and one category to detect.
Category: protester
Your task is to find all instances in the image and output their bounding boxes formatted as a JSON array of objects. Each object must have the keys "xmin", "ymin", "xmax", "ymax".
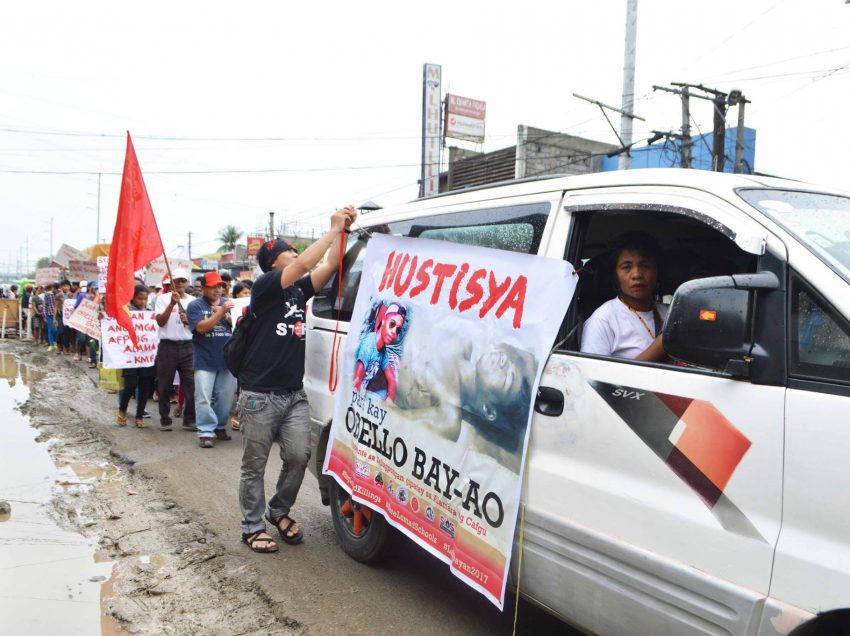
[
  {"xmin": 76, "ymin": 282, "xmax": 99, "ymax": 368},
  {"xmin": 154, "ymin": 268, "xmax": 196, "ymax": 432},
  {"xmin": 220, "ymin": 270, "xmax": 233, "ymax": 297},
  {"xmin": 55, "ymin": 279, "xmax": 73, "ymax": 355},
  {"xmin": 43, "ymin": 283, "xmax": 58, "ymax": 351},
  {"xmin": 232, "ymin": 282, "xmax": 251, "ymax": 299},
  {"xmin": 32, "ymin": 285, "xmax": 45, "ymax": 344},
  {"xmin": 116, "ymin": 285, "xmax": 156, "ymax": 428},
  {"xmin": 236, "ymin": 206, "xmax": 356, "ymax": 554},
  {"xmin": 187, "ymin": 272, "xmax": 236, "ymax": 448},
  {"xmin": 21, "ymin": 284, "xmax": 32, "ymax": 335}
]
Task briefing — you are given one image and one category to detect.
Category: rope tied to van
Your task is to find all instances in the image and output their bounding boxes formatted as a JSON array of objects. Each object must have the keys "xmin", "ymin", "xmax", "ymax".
[{"xmin": 328, "ymin": 234, "xmax": 346, "ymax": 393}]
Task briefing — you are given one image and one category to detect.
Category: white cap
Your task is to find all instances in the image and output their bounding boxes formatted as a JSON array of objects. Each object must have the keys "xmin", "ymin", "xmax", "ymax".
[{"xmin": 171, "ymin": 268, "xmax": 190, "ymax": 281}]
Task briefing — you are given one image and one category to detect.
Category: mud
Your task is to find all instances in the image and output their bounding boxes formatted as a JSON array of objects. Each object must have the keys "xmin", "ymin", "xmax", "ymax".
[{"xmin": 4, "ymin": 342, "xmax": 301, "ymax": 636}]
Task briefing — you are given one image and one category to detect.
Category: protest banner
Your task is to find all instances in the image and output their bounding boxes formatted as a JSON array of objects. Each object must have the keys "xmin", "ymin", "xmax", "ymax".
[
  {"xmin": 229, "ymin": 296, "xmax": 250, "ymax": 327},
  {"xmin": 67, "ymin": 298, "xmax": 102, "ymax": 340},
  {"xmin": 145, "ymin": 255, "xmax": 192, "ymax": 287},
  {"xmin": 97, "ymin": 256, "xmax": 109, "ymax": 292},
  {"xmin": 247, "ymin": 235, "xmax": 265, "ymax": 257},
  {"xmin": 52, "ymin": 243, "xmax": 88, "ymax": 269},
  {"xmin": 323, "ymin": 234, "xmax": 576, "ymax": 609},
  {"xmin": 36, "ymin": 267, "xmax": 61, "ymax": 286},
  {"xmin": 68, "ymin": 259, "xmax": 99, "ymax": 282},
  {"xmin": 62, "ymin": 298, "xmax": 76, "ymax": 322},
  {"xmin": 100, "ymin": 311, "xmax": 159, "ymax": 369}
]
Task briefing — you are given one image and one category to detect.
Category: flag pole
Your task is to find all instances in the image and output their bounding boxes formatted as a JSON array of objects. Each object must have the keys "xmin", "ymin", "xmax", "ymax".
[{"xmin": 159, "ymin": 253, "xmax": 187, "ymax": 314}]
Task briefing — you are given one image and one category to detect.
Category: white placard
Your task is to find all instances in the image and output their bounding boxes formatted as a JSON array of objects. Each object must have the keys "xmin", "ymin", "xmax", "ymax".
[{"xmin": 100, "ymin": 311, "xmax": 159, "ymax": 368}]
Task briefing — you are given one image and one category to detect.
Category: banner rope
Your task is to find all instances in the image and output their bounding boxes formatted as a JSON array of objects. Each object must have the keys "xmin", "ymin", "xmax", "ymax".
[{"xmin": 327, "ymin": 234, "xmax": 346, "ymax": 393}]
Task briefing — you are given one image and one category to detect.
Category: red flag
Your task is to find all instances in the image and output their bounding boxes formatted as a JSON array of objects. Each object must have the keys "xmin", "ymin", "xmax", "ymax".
[{"xmin": 106, "ymin": 133, "xmax": 164, "ymax": 346}]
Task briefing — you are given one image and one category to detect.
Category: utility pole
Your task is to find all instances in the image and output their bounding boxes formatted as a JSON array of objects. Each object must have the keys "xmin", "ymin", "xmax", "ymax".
[
  {"xmin": 618, "ymin": 0, "xmax": 639, "ymax": 170},
  {"xmin": 680, "ymin": 86, "xmax": 691, "ymax": 169},
  {"xmin": 269, "ymin": 212, "xmax": 275, "ymax": 240},
  {"xmin": 729, "ymin": 90, "xmax": 748, "ymax": 174},
  {"xmin": 188, "ymin": 232, "xmax": 192, "ymax": 260},
  {"xmin": 96, "ymin": 171, "xmax": 101, "ymax": 244},
  {"xmin": 711, "ymin": 94, "xmax": 727, "ymax": 172}
]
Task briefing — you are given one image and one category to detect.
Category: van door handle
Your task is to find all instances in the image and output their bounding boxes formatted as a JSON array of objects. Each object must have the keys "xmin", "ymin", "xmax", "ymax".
[{"xmin": 534, "ymin": 386, "xmax": 564, "ymax": 417}]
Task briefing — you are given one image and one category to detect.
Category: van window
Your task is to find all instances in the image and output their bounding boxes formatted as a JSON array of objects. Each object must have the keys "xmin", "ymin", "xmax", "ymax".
[
  {"xmin": 311, "ymin": 202, "xmax": 550, "ymax": 322},
  {"xmin": 790, "ymin": 274, "xmax": 850, "ymax": 385},
  {"xmin": 561, "ymin": 209, "xmax": 758, "ymax": 361},
  {"xmin": 738, "ymin": 189, "xmax": 850, "ymax": 284}
]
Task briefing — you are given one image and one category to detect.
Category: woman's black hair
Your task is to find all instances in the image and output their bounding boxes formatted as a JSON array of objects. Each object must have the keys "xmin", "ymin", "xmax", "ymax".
[
  {"xmin": 611, "ymin": 231, "xmax": 661, "ymax": 264},
  {"xmin": 133, "ymin": 284, "xmax": 148, "ymax": 296},
  {"xmin": 232, "ymin": 282, "xmax": 249, "ymax": 297}
]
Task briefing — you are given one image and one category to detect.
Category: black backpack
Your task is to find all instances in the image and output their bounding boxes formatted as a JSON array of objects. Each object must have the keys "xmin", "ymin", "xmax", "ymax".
[{"xmin": 223, "ymin": 306, "xmax": 257, "ymax": 377}]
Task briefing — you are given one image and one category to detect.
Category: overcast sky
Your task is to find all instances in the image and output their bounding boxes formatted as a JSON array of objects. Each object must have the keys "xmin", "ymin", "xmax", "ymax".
[{"xmin": 1, "ymin": 0, "xmax": 848, "ymax": 270}]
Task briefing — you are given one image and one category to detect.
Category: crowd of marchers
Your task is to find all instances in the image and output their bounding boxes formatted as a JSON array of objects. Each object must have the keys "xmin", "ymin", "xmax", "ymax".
[{"xmin": 14, "ymin": 205, "xmax": 357, "ymax": 555}]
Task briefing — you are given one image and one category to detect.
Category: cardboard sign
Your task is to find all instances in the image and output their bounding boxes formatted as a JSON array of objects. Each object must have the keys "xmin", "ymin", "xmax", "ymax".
[
  {"xmin": 68, "ymin": 260, "xmax": 99, "ymax": 282},
  {"xmin": 229, "ymin": 297, "xmax": 251, "ymax": 328},
  {"xmin": 52, "ymin": 243, "xmax": 88, "ymax": 269},
  {"xmin": 62, "ymin": 298, "xmax": 76, "ymax": 322},
  {"xmin": 100, "ymin": 311, "xmax": 159, "ymax": 368},
  {"xmin": 97, "ymin": 256, "xmax": 109, "ymax": 292},
  {"xmin": 36, "ymin": 267, "xmax": 61, "ymax": 286},
  {"xmin": 323, "ymin": 234, "xmax": 576, "ymax": 609},
  {"xmin": 145, "ymin": 256, "xmax": 192, "ymax": 287},
  {"xmin": 67, "ymin": 298, "xmax": 102, "ymax": 340}
]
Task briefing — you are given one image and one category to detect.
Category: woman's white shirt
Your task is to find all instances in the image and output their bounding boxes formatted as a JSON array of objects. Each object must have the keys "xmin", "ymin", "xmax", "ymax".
[{"xmin": 580, "ymin": 298, "xmax": 668, "ymax": 359}]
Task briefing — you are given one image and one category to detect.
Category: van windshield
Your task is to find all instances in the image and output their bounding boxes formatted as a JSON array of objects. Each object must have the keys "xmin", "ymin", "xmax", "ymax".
[{"xmin": 738, "ymin": 188, "xmax": 850, "ymax": 283}]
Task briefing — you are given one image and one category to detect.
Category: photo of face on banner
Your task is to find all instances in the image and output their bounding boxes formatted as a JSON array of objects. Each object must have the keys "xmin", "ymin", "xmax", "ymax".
[
  {"xmin": 353, "ymin": 300, "xmax": 410, "ymax": 401},
  {"xmin": 391, "ymin": 316, "xmax": 537, "ymax": 473}
]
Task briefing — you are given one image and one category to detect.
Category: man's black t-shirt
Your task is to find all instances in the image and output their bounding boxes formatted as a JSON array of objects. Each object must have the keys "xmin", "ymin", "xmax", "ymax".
[{"xmin": 239, "ymin": 269, "xmax": 315, "ymax": 392}]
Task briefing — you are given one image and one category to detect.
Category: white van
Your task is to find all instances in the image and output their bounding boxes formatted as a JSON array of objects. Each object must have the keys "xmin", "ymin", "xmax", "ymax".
[{"xmin": 304, "ymin": 168, "xmax": 850, "ymax": 635}]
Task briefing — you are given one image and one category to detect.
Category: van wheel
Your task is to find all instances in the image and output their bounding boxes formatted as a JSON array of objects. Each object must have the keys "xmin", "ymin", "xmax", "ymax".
[{"xmin": 329, "ymin": 479, "xmax": 391, "ymax": 562}]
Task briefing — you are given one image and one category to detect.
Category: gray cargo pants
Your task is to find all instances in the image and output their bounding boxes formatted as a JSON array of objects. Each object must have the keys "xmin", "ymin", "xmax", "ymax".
[{"xmin": 238, "ymin": 388, "xmax": 311, "ymax": 535}]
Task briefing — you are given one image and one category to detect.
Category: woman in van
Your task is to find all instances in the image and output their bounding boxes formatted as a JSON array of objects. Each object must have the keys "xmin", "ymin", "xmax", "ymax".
[{"xmin": 580, "ymin": 232, "xmax": 667, "ymax": 362}]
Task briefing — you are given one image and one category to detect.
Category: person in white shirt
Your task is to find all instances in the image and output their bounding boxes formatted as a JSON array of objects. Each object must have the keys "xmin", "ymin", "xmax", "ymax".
[
  {"xmin": 581, "ymin": 232, "xmax": 667, "ymax": 362},
  {"xmin": 154, "ymin": 268, "xmax": 196, "ymax": 431}
]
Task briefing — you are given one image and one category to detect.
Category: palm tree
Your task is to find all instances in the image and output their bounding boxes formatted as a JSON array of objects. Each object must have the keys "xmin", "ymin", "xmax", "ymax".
[{"xmin": 217, "ymin": 225, "xmax": 243, "ymax": 252}]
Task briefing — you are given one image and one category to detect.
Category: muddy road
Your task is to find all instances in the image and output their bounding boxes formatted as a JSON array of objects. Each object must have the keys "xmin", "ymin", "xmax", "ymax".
[{"xmin": 1, "ymin": 341, "xmax": 572, "ymax": 635}]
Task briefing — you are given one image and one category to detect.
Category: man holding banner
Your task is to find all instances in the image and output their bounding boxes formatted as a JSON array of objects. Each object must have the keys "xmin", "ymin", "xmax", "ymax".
[{"xmin": 236, "ymin": 206, "xmax": 356, "ymax": 554}]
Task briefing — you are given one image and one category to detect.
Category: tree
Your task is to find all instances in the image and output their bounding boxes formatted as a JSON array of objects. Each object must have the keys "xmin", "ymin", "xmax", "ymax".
[
  {"xmin": 217, "ymin": 225, "xmax": 243, "ymax": 252},
  {"xmin": 35, "ymin": 256, "xmax": 51, "ymax": 269}
]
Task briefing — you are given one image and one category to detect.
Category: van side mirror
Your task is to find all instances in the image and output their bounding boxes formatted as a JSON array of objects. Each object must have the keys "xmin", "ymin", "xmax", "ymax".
[{"xmin": 663, "ymin": 272, "xmax": 779, "ymax": 375}]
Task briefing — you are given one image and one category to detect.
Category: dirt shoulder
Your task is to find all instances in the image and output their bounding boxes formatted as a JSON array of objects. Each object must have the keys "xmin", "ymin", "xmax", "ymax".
[{"xmin": 7, "ymin": 341, "xmax": 302, "ymax": 635}]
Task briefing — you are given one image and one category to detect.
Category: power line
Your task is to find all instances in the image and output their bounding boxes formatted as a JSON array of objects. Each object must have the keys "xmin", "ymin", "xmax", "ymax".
[{"xmin": 0, "ymin": 163, "xmax": 424, "ymax": 175}]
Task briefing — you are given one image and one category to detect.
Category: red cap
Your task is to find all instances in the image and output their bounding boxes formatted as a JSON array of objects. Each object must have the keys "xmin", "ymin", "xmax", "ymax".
[{"xmin": 202, "ymin": 271, "xmax": 224, "ymax": 287}]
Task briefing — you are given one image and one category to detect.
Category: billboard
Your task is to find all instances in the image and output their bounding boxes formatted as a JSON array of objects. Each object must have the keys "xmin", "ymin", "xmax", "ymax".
[
  {"xmin": 445, "ymin": 94, "xmax": 486, "ymax": 143},
  {"xmin": 420, "ymin": 63, "xmax": 442, "ymax": 198},
  {"xmin": 247, "ymin": 235, "xmax": 265, "ymax": 257}
]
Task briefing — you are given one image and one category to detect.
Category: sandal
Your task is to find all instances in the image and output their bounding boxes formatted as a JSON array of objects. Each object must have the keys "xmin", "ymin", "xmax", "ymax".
[
  {"xmin": 265, "ymin": 513, "xmax": 303, "ymax": 545},
  {"xmin": 241, "ymin": 531, "xmax": 278, "ymax": 553},
  {"xmin": 230, "ymin": 417, "xmax": 241, "ymax": 431},
  {"xmin": 116, "ymin": 410, "xmax": 128, "ymax": 426},
  {"xmin": 135, "ymin": 417, "xmax": 148, "ymax": 428}
]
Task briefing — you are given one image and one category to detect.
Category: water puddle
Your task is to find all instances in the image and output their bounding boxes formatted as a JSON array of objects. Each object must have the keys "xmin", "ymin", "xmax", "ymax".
[{"xmin": 0, "ymin": 353, "xmax": 116, "ymax": 633}]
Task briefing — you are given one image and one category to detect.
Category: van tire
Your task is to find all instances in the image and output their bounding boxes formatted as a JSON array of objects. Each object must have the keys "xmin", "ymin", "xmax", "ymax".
[{"xmin": 329, "ymin": 478, "xmax": 391, "ymax": 563}]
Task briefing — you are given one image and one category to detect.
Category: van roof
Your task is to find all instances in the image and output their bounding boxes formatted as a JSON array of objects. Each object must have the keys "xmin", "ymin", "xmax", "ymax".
[{"xmin": 360, "ymin": 168, "xmax": 844, "ymax": 222}]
